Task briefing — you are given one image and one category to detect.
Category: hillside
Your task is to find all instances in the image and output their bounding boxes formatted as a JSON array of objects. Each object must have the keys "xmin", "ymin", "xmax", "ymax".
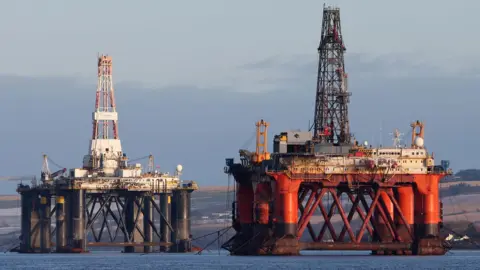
[{"xmin": 441, "ymin": 169, "xmax": 480, "ymax": 183}]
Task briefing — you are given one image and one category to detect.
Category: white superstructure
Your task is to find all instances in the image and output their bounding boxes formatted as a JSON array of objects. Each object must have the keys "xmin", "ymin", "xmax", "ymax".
[
  {"xmin": 283, "ymin": 144, "xmax": 434, "ymax": 176},
  {"xmin": 54, "ymin": 54, "xmax": 198, "ymax": 192},
  {"xmin": 275, "ymin": 121, "xmax": 452, "ymax": 177}
]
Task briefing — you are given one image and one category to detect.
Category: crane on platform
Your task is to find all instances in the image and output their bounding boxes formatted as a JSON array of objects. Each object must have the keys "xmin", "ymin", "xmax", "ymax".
[
  {"xmin": 237, "ymin": 119, "xmax": 271, "ymax": 165},
  {"xmin": 252, "ymin": 119, "xmax": 270, "ymax": 163},
  {"xmin": 40, "ymin": 154, "xmax": 66, "ymax": 183},
  {"xmin": 0, "ymin": 154, "xmax": 66, "ymax": 188}
]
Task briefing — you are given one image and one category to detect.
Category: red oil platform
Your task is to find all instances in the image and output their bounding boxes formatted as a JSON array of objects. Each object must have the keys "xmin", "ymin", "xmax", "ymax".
[{"xmin": 221, "ymin": 5, "xmax": 452, "ymax": 256}]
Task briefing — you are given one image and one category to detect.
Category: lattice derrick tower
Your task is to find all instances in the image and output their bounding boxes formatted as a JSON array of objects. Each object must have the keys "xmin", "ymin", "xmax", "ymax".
[
  {"xmin": 92, "ymin": 55, "xmax": 119, "ymax": 141},
  {"xmin": 83, "ymin": 54, "xmax": 123, "ymax": 170},
  {"xmin": 313, "ymin": 6, "xmax": 351, "ymax": 145}
]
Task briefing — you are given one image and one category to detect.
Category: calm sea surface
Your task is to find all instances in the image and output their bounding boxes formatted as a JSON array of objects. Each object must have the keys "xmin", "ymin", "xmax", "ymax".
[{"xmin": 0, "ymin": 250, "xmax": 477, "ymax": 269}]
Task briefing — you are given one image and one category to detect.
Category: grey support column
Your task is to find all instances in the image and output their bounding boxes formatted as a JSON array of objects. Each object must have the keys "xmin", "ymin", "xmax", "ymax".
[
  {"xmin": 160, "ymin": 193, "xmax": 171, "ymax": 252},
  {"xmin": 19, "ymin": 192, "xmax": 32, "ymax": 253},
  {"xmin": 71, "ymin": 190, "xmax": 86, "ymax": 252},
  {"xmin": 39, "ymin": 195, "xmax": 52, "ymax": 253},
  {"xmin": 170, "ymin": 189, "xmax": 192, "ymax": 252},
  {"xmin": 124, "ymin": 194, "xmax": 144, "ymax": 253},
  {"xmin": 143, "ymin": 195, "xmax": 153, "ymax": 253},
  {"xmin": 55, "ymin": 194, "xmax": 67, "ymax": 252},
  {"xmin": 30, "ymin": 196, "xmax": 41, "ymax": 252}
]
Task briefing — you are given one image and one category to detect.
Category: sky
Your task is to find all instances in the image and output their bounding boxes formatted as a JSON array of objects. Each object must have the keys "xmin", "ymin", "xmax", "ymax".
[{"xmin": 0, "ymin": 0, "xmax": 479, "ymax": 194}]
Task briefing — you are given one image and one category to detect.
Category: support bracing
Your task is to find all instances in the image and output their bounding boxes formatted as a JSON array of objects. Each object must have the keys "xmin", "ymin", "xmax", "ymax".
[
  {"xmin": 223, "ymin": 174, "xmax": 448, "ymax": 256},
  {"xmin": 17, "ymin": 190, "xmax": 195, "ymax": 253}
]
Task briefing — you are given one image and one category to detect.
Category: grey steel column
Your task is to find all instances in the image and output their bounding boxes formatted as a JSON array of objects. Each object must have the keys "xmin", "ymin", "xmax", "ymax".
[
  {"xmin": 124, "ymin": 195, "xmax": 135, "ymax": 253},
  {"xmin": 40, "ymin": 195, "xmax": 51, "ymax": 253},
  {"xmin": 143, "ymin": 195, "xmax": 153, "ymax": 253},
  {"xmin": 55, "ymin": 194, "xmax": 67, "ymax": 252},
  {"xmin": 160, "ymin": 193, "xmax": 171, "ymax": 252},
  {"xmin": 72, "ymin": 190, "xmax": 86, "ymax": 252},
  {"xmin": 171, "ymin": 189, "xmax": 192, "ymax": 252},
  {"xmin": 19, "ymin": 192, "xmax": 32, "ymax": 253},
  {"xmin": 30, "ymin": 197, "xmax": 41, "ymax": 252}
]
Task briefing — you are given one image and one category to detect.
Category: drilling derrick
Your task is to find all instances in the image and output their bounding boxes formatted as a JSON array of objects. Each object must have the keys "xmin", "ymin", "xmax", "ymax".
[
  {"xmin": 83, "ymin": 55, "xmax": 122, "ymax": 173},
  {"xmin": 313, "ymin": 6, "xmax": 351, "ymax": 145}
]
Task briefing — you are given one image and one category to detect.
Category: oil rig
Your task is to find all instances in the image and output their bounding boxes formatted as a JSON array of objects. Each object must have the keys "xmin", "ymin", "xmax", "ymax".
[
  {"xmin": 222, "ymin": 6, "xmax": 452, "ymax": 256},
  {"xmin": 15, "ymin": 54, "xmax": 198, "ymax": 253}
]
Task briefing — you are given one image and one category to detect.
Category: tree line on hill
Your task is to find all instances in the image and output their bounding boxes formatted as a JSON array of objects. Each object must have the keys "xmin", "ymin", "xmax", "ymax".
[
  {"xmin": 440, "ymin": 169, "xmax": 480, "ymax": 197},
  {"xmin": 443, "ymin": 169, "xmax": 480, "ymax": 182},
  {"xmin": 440, "ymin": 183, "xmax": 480, "ymax": 197}
]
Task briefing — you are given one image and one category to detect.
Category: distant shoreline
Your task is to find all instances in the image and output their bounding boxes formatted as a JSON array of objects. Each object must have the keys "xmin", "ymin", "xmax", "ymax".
[
  {"xmin": 0, "ymin": 195, "xmax": 19, "ymax": 201},
  {"xmin": 0, "ymin": 186, "xmax": 232, "ymax": 200}
]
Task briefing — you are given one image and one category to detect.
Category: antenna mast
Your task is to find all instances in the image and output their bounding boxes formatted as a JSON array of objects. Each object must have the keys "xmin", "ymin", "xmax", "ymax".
[
  {"xmin": 148, "ymin": 154, "xmax": 154, "ymax": 173},
  {"xmin": 390, "ymin": 128, "xmax": 404, "ymax": 148},
  {"xmin": 313, "ymin": 6, "xmax": 351, "ymax": 145}
]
